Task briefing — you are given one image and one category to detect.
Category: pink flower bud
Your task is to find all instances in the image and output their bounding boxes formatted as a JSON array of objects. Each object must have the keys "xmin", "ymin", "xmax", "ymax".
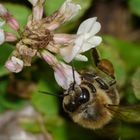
[
  {"xmin": 6, "ymin": 15, "xmax": 20, "ymax": 30},
  {"xmin": 41, "ymin": 50, "xmax": 58, "ymax": 66},
  {"xmin": 0, "ymin": 4, "xmax": 20, "ymax": 30},
  {"xmin": 28, "ymin": 0, "xmax": 45, "ymax": 20},
  {"xmin": 53, "ymin": 33, "xmax": 75, "ymax": 44},
  {"xmin": 33, "ymin": 5, "xmax": 43, "ymax": 20},
  {"xmin": 5, "ymin": 32, "xmax": 17, "ymax": 42},
  {"xmin": 5, "ymin": 56, "xmax": 24, "ymax": 73}
]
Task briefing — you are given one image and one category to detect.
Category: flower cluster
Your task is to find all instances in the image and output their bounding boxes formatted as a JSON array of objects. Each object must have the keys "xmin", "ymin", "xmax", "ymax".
[{"xmin": 0, "ymin": 0, "xmax": 102, "ymax": 89}]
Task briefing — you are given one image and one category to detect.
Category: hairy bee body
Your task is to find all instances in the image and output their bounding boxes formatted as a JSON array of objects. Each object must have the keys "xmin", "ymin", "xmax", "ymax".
[
  {"xmin": 41, "ymin": 48, "xmax": 140, "ymax": 130},
  {"xmin": 63, "ymin": 68, "xmax": 120, "ymax": 129}
]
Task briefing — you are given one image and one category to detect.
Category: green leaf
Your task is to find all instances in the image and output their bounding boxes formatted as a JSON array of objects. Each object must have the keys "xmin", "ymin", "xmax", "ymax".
[
  {"xmin": 103, "ymin": 36, "xmax": 140, "ymax": 71},
  {"xmin": 31, "ymin": 79, "xmax": 68, "ymax": 140},
  {"xmin": 20, "ymin": 118, "xmax": 41, "ymax": 133},
  {"xmin": 31, "ymin": 80, "xmax": 59, "ymax": 116},
  {"xmin": 118, "ymin": 124, "xmax": 140, "ymax": 139},
  {"xmin": 129, "ymin": 0, "xmax": 140, "ymax": 16},
  {"xmin": 0, "ymin": 45, "xmax": 11, "ymax": 75},
  {"xmin": 0, "ymin": 67, "xmax": 10, "ymax": 77},
  {"xmin": 45, "ymin": 117, "xmax": 67, "ymax": 140},
  {"xmin": 0, "ymin": 43, "xmax": 13, "ymax": 65},
  {"xmin": 132, "ymin": 67, "xmax": 140, "ymax": 100},
  {"xmin": 0, "ymin": 43, "xmax": 13, "ymax": 76},
  {"xmin": 44, "ymin": 0, "xmax": 65, "ymax": 15},
  {"xmin": 0, "ymin": 79, "xmax": 25, "ymax": 111}
]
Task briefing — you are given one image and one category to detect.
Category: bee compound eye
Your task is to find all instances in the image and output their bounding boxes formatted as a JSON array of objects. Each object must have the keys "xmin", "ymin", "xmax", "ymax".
[{"xmin": 79, "ymin": 88, "xmax": 90, "ymax": 104}]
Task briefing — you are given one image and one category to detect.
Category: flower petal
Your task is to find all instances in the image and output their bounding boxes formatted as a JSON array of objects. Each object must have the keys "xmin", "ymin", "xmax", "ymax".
[
  {"xmin": 7, "ymin": 17, "xmax": 20, "ymax": 30},
  {"xmin": 60, "ymin": 45, "xmax": 74, "ymax": 63},
  {"xmin": 0, "ymin": 29, "xmax": 5, "ymax": 45},
  {"xmin": 59, "ymin": 0, "xmax": 81, "ymax": 22},
  {"xmin": 75, "ymin": 54, "xmax": 88, "ymax": 61},
  {"xmin": 41, "ymin": 50, "xmax": 58, "ymax": 66},
  {"xmin": 79, "ymin": 36, "xmax": 102, "ymax": 53},
  {"xmin": 60, "ymin": 43, "xmax": 82, "ymax": 63},
  {"xmin": 0, "ymin": 21, "xmax": 5, "ymax": 27},
  {"xmin": 28, "ymin": 0, "xmax": 38, "ymax": 6},
  {"xmin": 53, "ymin": 33, "xmax": 75, "ymax": 44},
  {"xmin": 32, "ymin": 0, "xmax": 45, "ymax": 20},
  {"xmin": 5, "ymin": 32, "xmax": 17, "ymax": 42},
  {"xmin": 0, "ymin": 4, "xmax": 8, "ymax": 16},
  {"xmin": 54, "ymin": 62, "xmax": 81, "ymax": 89},
  {"xmin": 77, "ymin": 17, "xmax": 101, "ymax": 36}
]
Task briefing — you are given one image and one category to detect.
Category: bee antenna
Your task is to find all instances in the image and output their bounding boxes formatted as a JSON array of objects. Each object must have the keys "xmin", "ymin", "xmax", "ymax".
[
  {"xmin": 38, "ymin": 90, "xmax": 64, "ymax": 98},
  {"xmin": 71, "ymin": 63, "xmax": 76, "ymax": 90},
  {"xmin": 92, "ymin": 48, "xmax": 100, "ymax": 66}
]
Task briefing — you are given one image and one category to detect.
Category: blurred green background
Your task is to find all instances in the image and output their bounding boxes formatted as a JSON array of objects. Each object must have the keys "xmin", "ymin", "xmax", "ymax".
[{"xmin": 0, "ymin": 0, "xmax": 140, "ymax": 140}]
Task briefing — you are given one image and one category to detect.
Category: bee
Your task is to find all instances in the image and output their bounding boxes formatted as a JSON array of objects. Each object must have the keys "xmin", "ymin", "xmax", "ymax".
[
  {"xmin": 40, "ymin": 48, "xmax": 140, "ymax": 130},
  {"xmin": 62, "ymin": 48, "xmax": 140, "ymax": 130}
]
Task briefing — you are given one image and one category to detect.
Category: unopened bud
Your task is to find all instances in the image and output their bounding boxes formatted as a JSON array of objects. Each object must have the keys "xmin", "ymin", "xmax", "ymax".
[
  {"xmin": 7, "ymin": 16, "xmax": 20, "ymax": 30},
  {"xmin": 5, "ymin": 32, "xmax": 17, "ymax": 42},
  {"xmin": 5, "ymin": 56, "xmax": 24, "ymax": 73}
]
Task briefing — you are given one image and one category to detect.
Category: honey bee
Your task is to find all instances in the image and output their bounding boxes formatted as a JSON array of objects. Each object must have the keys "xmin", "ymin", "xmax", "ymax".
[
  {"xmin": 62, "ymin": 48, "xmax": 140, "ymax": 130},
  {"xmin": 40, "ymin": 48, "xmax": 140, "ymax": 130}
]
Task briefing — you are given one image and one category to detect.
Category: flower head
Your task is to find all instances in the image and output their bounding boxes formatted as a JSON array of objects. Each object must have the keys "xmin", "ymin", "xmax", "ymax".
[
  {"xmin": 1, "ymin": 0, "xmax": 102, "ymax": 90},
  {"xmin": 60, "ymin": 18, "xmax": 102, "ymax": 62}
]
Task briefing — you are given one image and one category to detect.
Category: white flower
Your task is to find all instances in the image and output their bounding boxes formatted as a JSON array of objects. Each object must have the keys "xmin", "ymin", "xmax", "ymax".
[
  {"xmin": 0, "ymin": 28, "xmax": 5, "ymax": 45},
  {"xmin": 59, "ymin": 0, "xmax": 81, "ymax": 22},
  {"xmin": 28, "ymin": 0, "xmax": 38, "ymax": 6},
  {"xmin": 5, "ymin": 56, "xmax": 24, "ymax": 73},
  {"xmin": 54, "ymin": 62, "xmax": 81, "ymax": 89},
  {"xmin": 0, "ymin": 4, "xmax": 8, "ymax": 16},
  {"xmin": 47, "ymin": 0, "xmax": 81, "ymax": 31},
  {"xmin": 41, "ymin": 50, "xmax": 81, "ymax": 89},
  {"xmin": 60, "ymin": 17, "xmax": 102, "ymax": 63},
  {"xmin": 0, "ymin": 21, "xmax": 5, "ymax": 45},
  {"xmin": 41, "ymin": 51, "xmax": 81, "ymax": 89}
]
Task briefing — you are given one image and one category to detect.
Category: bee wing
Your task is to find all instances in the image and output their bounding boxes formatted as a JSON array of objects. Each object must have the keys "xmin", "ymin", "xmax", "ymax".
[{"xmin": 106, "ymin": 105, "xmax": 140, "ymax": 122}]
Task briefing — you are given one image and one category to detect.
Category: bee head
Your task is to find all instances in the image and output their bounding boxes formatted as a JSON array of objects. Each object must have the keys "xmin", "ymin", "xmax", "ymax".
[{"xmin": 63, "ymin": 83, "xmax": 90, "ymax": 113}]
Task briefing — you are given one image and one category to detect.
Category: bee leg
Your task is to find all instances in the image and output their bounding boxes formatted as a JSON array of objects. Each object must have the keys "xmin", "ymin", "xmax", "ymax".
[
  {"xmin": 109, "ymin": 79, "xmax": 116, "ymax": 87},
  {"xmin": 95, "ymin": 77, "xmax": 109, "ymax": 90}
]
